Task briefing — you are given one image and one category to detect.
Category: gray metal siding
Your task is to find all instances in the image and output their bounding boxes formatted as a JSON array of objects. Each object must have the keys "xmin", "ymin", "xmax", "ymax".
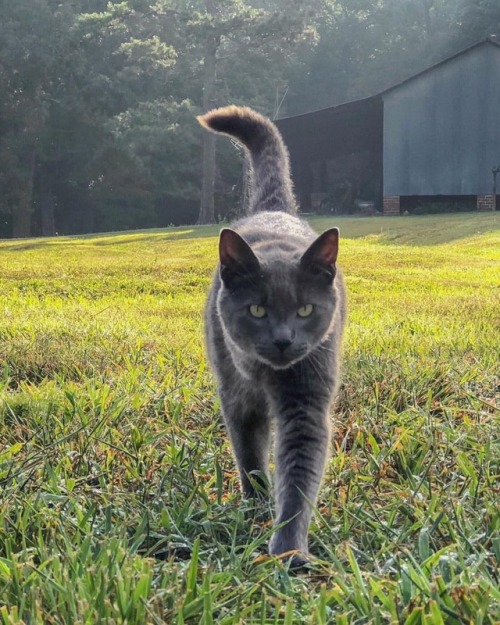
[{"xmin": 383, "ymin": 44, "xmax": 500, "ymax": 196}]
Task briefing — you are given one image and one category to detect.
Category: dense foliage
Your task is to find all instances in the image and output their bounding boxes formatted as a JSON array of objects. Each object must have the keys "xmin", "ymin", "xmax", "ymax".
[{"xmin": 0, "ymin": 0, "xmax": 499, "ymax": 236}]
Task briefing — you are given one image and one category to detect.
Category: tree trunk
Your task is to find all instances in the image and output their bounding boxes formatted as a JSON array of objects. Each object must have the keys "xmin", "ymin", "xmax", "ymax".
[
  {"xmin": 39, "ymin": 170, "xmax": 56, "ymax": 236},
  {"xmin": 197, "ymin": 3, "xmax": 220, "ymax": 225},
  {"xmin": 41, "ymin": 194, "xmax": 56, "ymax": 236},
  {"xmin": 198, "ymin": 127, "xmax": 217, "ymax": 224},
  {"xmin": 240, "ymin": 156, "xmax": 253, "ymax": 217},
  {"xmin": 12, "ymin": 148, "xmax": 36, "ymax": 238}
]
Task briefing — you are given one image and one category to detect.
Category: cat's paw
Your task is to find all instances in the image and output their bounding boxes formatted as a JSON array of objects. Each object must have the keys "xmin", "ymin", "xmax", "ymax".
[
  {"xmin": 269, "ymin": 533, "xmax": 310, "ymax": 570},
  {"xmin": 285, "ymin": 551, "xmax": 311, "ymax": 571},
  {"xmin": 241, "ymin": 470, "xmax": 270, "ymax": 500},
  {"xmin": 269, "ymin": 547, "xmax": 311, "ymax": 571}
]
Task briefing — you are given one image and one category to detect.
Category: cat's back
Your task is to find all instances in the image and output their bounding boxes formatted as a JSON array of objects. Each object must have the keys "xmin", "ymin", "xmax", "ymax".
[{"xmin": 231, "ymin": 211, "xmax": 316, "ymax": 251}]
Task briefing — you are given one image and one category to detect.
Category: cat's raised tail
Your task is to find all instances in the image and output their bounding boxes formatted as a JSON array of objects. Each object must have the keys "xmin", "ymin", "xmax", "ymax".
[{"xmin": 197, "ymin": 105, "xmax": 297, "ymax": 215}]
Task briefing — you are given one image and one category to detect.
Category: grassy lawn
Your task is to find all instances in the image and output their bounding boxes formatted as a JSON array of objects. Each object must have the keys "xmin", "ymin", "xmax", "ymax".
[{"xmin": 0, "ymin": 212, "xmax": 498, "ymax": 624}]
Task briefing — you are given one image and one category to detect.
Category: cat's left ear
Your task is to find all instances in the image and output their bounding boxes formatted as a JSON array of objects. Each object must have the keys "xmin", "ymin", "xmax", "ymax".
[
  {"xmin": 300, "ymin": 228, "xmax": 339, "ymax": 281},
  {"xmin": 219, "ymin": 228, "xmax": 260, "ymax": 287}
]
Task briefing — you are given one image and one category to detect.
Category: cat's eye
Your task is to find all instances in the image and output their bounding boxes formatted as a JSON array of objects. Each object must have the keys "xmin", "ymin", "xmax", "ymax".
[
  {"xmin": 297, "ymin": 304, "xmax": 314, "ymax": 318},
  {"xmin": 249, "ymin": 305, "xmax": 267, "ymax": 318}
]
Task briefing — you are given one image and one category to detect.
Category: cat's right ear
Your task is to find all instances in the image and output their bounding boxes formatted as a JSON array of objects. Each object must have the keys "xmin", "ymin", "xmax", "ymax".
[
  {"xmin": 300, "ymin": 228, "xmax": 339, "ymax": 282},
  {"xmin": 219, "ymin": 228, "xmax": 260, "ymax": 287}
]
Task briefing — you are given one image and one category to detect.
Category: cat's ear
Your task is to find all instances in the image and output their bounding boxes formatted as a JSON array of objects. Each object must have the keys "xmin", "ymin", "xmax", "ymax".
[
  {"xmin": 300, "ymin": 228, "xmax": 339, "ymax": 281},
  {"xmin": 219, "ymin": 228, "xmax": 260, "ymax": 286}
]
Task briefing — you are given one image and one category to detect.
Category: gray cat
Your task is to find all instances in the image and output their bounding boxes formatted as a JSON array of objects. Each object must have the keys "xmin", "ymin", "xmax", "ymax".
[{"xmin": 198, "ymin": 106, "xmax": 346, "ymax": 565}]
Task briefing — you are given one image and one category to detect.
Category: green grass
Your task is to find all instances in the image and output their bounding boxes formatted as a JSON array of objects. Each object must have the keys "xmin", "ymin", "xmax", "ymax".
[{"xmin": 0, "ymin": 212, "xmax": 498, "ymax": 624}]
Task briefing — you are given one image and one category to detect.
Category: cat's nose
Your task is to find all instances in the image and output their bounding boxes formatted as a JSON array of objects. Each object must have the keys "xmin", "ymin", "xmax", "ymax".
[{"xmin": 273, "ymin": 337, "xmax": 292, "ymax": 353}]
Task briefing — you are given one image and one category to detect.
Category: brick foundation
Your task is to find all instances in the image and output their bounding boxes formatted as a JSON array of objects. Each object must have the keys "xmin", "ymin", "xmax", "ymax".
[
  {"xmin": 477, "ymin": 194, "xmax": 496, "ymax": 211},
  {"xmin": 383, "ymin": 195, "xmax": 401, "ymax": 216}
]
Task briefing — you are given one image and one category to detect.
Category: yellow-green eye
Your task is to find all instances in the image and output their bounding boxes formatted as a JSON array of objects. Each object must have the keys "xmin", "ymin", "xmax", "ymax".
[
  {"xmin": 249, "ymin": 305, "xmax": 266, "ymax": 318},
  {"xmin": 297, "ymin": 304, "xmax": 314, "ymax": 318}
]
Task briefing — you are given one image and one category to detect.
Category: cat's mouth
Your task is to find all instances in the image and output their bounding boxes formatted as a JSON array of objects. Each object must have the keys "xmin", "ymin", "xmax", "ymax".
[{"xmin": 255, "ymin": 345, "xmax": 308, "ymax": 369}]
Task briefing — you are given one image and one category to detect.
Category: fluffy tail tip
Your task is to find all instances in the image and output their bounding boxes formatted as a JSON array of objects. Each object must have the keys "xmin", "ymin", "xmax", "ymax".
[{"xmin": 196, "ymin": 105, "xmax": 269, "ymax": 139}]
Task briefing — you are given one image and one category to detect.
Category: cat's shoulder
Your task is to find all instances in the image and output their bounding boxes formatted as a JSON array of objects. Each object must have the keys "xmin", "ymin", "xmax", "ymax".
[{"xmin": 231, "ymin": 211, "xmax": 315, "ymax": 243}]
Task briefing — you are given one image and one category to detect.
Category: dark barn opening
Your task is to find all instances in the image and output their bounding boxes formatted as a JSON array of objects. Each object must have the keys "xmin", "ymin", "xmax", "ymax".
[{"xmin": 277, "ymin": 96, "xmax": 383, "ymax": 214}]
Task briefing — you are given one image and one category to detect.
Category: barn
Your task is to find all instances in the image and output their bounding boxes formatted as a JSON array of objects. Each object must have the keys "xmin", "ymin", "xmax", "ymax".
[{"xmin": 276, "ymin": 38, "xmax": 500, "ymax": 215}]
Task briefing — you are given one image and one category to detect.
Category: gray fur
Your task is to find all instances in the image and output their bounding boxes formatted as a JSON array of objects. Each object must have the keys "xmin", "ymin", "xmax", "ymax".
[{"xmin": 199, "ymin": 106, "xmax": 346, "ymax": 561}]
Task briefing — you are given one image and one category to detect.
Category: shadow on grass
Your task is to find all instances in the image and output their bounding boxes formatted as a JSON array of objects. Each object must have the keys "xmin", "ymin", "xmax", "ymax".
[
  {"xmin": 311, "ymin": 212, "xmax": 499, "ymax": 246},
  {"xmin": 0, "ymin": 225, "xmax": 221, "ymax": 252},
  {"xmin": 0, "ymin": 213, "xmax": 498, "ymax": 251}
]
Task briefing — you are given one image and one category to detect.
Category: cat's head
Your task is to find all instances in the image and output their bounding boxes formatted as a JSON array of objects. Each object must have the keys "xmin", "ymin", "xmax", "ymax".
[{"xmin": 216, "ymin": 228, "xmax": 340, "ymax": 370}]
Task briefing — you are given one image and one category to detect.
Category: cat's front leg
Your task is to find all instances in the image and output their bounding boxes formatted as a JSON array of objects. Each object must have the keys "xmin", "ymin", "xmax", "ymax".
[
  {"xmin": 268, "ymin": 384, "xmax": 331, "ymax": 561},
  {"xmin": 219, "ymin": 386, "xmax": 272, "ymax": 499}
]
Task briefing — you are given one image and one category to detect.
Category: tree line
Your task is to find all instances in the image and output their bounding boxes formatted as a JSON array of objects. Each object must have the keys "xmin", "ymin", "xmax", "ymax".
[{"xmin": 0, "ymin": 0, "xmax": 498, "ymax": 238}]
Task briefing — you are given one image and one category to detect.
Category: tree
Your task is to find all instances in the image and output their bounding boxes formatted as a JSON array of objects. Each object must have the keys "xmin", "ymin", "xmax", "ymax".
[
  {"xmin": 452, "ymin": 0, "xmax": 500, "ymax": 48},
  {"xmin": 161, "ymin": 0, "xmax": 319, "ymax": 224},
  {"xmin": 286, "ymin": 0, "xmax": 476, "ymax": 115},
  {"xmin": 0, "ymin": 0, "xmax": 186, "ymax": 236},
  {"xmin": 2, "ymin": 0, "xmax": 488, "ymax": 237},
  {"xmin": 72, "ymin": 1, "xmax": 181, "ymax": 232},
  {"xmin": 0, "ymin": 0, "xmax": 78, "ymax": 237}
]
